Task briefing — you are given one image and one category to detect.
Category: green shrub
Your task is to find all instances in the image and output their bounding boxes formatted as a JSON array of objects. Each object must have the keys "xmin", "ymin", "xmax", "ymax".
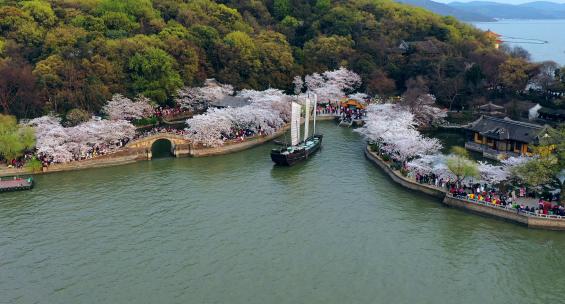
[
  {"xmin": 65, "ymin": 108, "xmax": 90, "ymax": 126},
  {"xmin": 133, "ymin": 116, "xmax": 158, "ymax": 126},
  {"xmin": 25, "ymin": 157, "xmax": 42, "ymax": 172}
]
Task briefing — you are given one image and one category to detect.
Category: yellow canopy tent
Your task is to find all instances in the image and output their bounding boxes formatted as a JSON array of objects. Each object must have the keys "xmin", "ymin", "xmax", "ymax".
[{"xmin": 340, "ymin": 99, "xmax": 366, "ymax": 110}]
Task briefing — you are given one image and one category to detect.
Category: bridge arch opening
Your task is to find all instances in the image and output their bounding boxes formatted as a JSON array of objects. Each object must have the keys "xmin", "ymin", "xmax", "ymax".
[{"xmin": 151, "ymin": 139, "xmax": 175, "ymax": 158}]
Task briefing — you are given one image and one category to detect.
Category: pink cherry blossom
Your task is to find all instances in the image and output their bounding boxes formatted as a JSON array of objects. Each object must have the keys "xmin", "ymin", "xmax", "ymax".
[
  {"xmin": 27, "ymin": 115, "xmax": 136, "ymax": 163},
  {"xmin": 102, "ymin": 94, "xmax": 154, "ymax": 121},
  {"xmin": 175, "ymin": 79, "xmax": 234, "ymax": 110}
]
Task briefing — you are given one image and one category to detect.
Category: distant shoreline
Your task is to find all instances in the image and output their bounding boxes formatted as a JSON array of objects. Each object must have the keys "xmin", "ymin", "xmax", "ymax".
[
  {"xmin": 472, "ymin": 19, "xmax": 565, "ymax": 65},
  {"xmin": 472, "ymin": 18, "xmax": 565, "ymax": 23}
]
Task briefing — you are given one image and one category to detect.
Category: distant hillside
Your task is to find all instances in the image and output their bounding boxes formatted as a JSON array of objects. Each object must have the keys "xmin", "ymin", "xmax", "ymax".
[
  {"xmin": 0, "ymin": 0, "xmax": 500, "ymax": 118},
  {"xmin": 396, "ymin": 0, "xmax": 495, "ymax": 21},
  {"xmin": 449, "ymin": 1, "xmax": 565, "ymax": 20}
]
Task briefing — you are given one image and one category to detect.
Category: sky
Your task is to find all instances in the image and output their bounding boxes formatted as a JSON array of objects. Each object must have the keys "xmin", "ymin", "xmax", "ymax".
[{"xmin": 434, "ymin": 0, "xmax": 565, "ymax": 4}]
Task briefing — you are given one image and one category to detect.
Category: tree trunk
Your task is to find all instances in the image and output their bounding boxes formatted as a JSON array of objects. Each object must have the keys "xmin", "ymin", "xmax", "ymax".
[{"xmin": 0, "ymin": 96, "xmax": 10, "ymax": 114}]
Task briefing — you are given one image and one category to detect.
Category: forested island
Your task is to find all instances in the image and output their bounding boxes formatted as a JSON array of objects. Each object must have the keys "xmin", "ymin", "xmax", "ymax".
[{"xmin": 2, "ymin": 0, "xmax": 563, "ymax": 120}]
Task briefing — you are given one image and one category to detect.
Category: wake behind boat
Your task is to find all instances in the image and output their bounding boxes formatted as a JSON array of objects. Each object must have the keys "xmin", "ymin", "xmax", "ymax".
[{"xmin": 271, "ymin": 94, "xmax": 323, "ymax": 166}]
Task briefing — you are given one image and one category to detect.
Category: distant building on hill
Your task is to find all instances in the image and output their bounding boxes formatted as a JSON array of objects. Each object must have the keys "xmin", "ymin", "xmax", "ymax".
[
  {"xmin": 210, "ymin": 96, "xmax": 251, "ymax": 108},
  {"xmin": 529, "ymin": 103, "xmax": 565, "ymax": 124},
  {"xmin": 398, "ymin": 39, "xmax": 441, "ymax": 54},
  {"xmin": 464, "ymin": 115, "xmax": 548, "ymax": 160},
  {"xmin": 538, "ymin": 107, "xmax": 565, "ymax": 123},
  {"xmin": 478, "ymin": 102, "xmax": 506, "ymax": 117},
  {"xmin": 485, "ymin": 30, "xmax": 502, "ymax": 49}
]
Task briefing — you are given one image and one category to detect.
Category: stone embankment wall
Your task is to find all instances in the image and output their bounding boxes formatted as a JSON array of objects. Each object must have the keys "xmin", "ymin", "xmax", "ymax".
[
  {"xmin": 0, "ymin": 127, "xmax": 287, "ymax": 177},
  {"xmin": 50, "ymin": 147, "xmax": 149, "ymax": 171},
  {"xmin": 365, "ymin": 146, "xmax": 565, "ymax": 230},
  {"xmin": 0, "ymin": 148, "xmax": 148, "ymax": 178},
  {"xmin": 442, "ymin": 195, "xmax": 565, "ymax": 230},
  {"xmin": 364, "ymin": 147, "xmax": 445, "ymax": 198},
  {"xmin": 189, "ymin": 128, "xmax": 286, "ymax": 157}
]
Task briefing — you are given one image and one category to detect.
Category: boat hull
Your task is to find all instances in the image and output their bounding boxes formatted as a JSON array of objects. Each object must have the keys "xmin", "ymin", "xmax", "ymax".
[
  {"xmin": 270, "ymin": 135, "xmax": 323, "ymax": 166},
  {"xmin": 0, "ymin": 178, "xmax": 34, "ymax": 193}
]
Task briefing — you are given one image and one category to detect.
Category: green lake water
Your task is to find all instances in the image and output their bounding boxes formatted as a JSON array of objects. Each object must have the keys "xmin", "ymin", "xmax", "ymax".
[{"xmin": 1, "ymin": 122, "xmax": 564, "ymax": 303}]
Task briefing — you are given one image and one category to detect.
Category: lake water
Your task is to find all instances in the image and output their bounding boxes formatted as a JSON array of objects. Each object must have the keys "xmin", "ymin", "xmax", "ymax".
[
  {"xmin": 1, "ymin": 122, "xmax": 564, "ymax": 303},
  {"xmin": 473, "ymin": 19, "xmax": 565, "ymax": 65}
]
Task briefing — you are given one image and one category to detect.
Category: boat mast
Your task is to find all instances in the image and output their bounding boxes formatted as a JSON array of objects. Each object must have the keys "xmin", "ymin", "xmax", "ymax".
[
  {"xmin": 312, "ymin": 93, "xmax": 317, "ymax": 135},
  {"xmin": 304, "ymin": 95, "xmax": 310, "ymax": 141}
]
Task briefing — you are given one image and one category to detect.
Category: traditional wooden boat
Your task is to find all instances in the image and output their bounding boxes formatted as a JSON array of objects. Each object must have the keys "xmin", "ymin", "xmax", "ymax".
[
  {"xmin": 271, "ymin": 94, "xmax": 323, "ymax": 166},
  {"xmin": 0, "ymin": 177, "xmax": 34, "ymax": 192},
  {"xmin": 338, "ymin": 117, "xmax": 353, "ymax": 127}
]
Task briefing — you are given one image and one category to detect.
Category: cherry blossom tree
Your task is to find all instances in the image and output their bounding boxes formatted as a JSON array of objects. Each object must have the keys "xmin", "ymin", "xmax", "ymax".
[
  {"xmin": 185, "ymin": 105, "xmax": 285, "ymax": 147},
  {"xmin": 500, "ymin": 155, "xmax": 536, "ymax": 181},
  {"xmin": 356, "ymin": 104, "xmax": 442, "ymax": 162},
  {"xmin": 399, "ymin": 93, "xmax": 446, "ymax": 127},
  {"xmin": 304, "ymin": 67, "xmax": 362, "ymax": 103},
  {"xmin": 293, "ymin": 76, "xmax": 304, "ymax": 95},
  {"xmin": 185, "ymin": 88, "xmax": 291, "ymax": 147},
  {"xmin": 406, "ymin": 154, "xmax": 455, "ymax": 179},
  {"xmin": 27, "ymin": 115, "xmax": 136, "ymax": 163},
  {"xmin": 175, "ymin": 79, "xmax": 234, "ymax": 110},
  {"xmin": 355, "ymin": 104, "xmax": 416, "ymax": 143},
  {"xmin": 237, "ymin": 88, "xmax": 291, "ymax": 122},
  {"xmin": 184, "ymin": 109, "xmax": 233, "ymax": 147},
  {"xmin": 348, "ymin": 93, "xmax": 369, "ymax": 102},
  {"xmin": 477, "ymin": 161, "xmax": 510, "ymax": 185},
  {"xmin": 102, "ymin": 94, "xmax": 154, "ymax": 121},
  {"xmin": 501, "ymin": 156, "xmax": 534, "ymax": 168}
]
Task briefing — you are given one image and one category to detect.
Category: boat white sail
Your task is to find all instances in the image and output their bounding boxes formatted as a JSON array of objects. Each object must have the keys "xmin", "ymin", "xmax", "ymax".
[
  {"xmin": 290, "ymin": 102, "xmax": 301, "ymax": 146},
  {"xmin": 312, "ymin": 94, "xmax": 317, "ymax": 135},
  {"xmin": 303, "ymin": 97, "xmax": 310, "ymax": 140}
]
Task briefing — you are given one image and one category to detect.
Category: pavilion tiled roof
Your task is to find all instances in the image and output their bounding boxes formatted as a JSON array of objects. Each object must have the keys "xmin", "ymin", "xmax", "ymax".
[{"xmin": 465, "ymin": 115, "xmax": 547, "ymax": 143}]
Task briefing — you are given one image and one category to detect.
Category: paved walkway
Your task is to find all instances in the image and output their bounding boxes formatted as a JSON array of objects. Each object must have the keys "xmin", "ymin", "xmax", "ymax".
[{"xmin": 407, "ymin": 177, "xmax": 540, "ymax": 208}]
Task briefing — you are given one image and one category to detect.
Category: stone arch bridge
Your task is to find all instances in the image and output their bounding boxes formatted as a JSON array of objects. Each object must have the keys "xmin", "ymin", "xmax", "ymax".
[{"xmin": 126, "ymin": 133, "xmax": 191, "ymax": 159}]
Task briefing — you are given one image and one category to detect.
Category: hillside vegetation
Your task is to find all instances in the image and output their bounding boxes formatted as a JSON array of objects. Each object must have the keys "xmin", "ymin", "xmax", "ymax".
[{"xmin": 0, "ymin": 0, "xmax": 532, "ymax": 118}]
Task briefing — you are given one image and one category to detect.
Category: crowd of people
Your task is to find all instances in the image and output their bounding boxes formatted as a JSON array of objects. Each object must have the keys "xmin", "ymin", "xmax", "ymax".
[
  {"xmin": 456, "ymin": 186, "xmax": 564, "ymax": 217},
  {"xmin": 154, "ymin": 106, "xmax": 193, "ymax": 119},
  {"xmin": 340, "ymin": 107, "xmax": 366, "ymax": 122},
  {"xmin": 38, "ymin": 138, "xmax": 131, "ymax": 167},
  {"xmin": 316, "ymin": 104, "xmax": 339, "ymax": 115},
  {"xmin": 315, "ymin": 103, "xmax": 367, "ymax": 123},
  {"xmin": 412, "ymin": 172, "xmax": 564, "ymax": 217},
  {"xmin": 219, "ymin": 128, "xmax": 264, "ymax": 142},
  {"xmin": 1, "ymin": 152, "xmax": 35, "ymax": 169},
  {"xmin": 315, "ymin": 104, "xmax": 367, "ymax": 120},
  {"xmin": 133, "ymin": 127, "xmax": 190, "ymax": 140}
]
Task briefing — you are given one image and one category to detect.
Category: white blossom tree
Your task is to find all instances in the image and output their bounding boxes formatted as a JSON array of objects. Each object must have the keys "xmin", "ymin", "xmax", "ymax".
[
  {"xmin": 500, "ymin": 155, "xmax": 536, "ymax": 181},
  {"xmin": 184, "ymin": 109, "xmax": 233, "ymax": 147},
  {"xmin": 304, "ymin": 67, "xmax": 362, "ymax": 103},
  {"xmin": 399, "ymin": 93, "xmax": 446, "ymax": 127},
  {"xmin": 356, "ymin": 104, "xmax": 442, "ymax": 162},
  {"xmin": 27, "ymin": 115, "xmax": 136, "ymax": 163},
  {"xmin": 406, "ymin": 154, "xmax": 455, "ymax": 179},
  {"xmin": 237, "ymin": 88, "xmax": 292, "ymax": 122},
  {"xmin": 293, "ymin": 76, "xmax": 304, "ymax": 95},
  {"xmin": 175, "ymin": 79, "xmax": 234, "ymax": 110},
  {"xmin": 477, "ymin": 161, "xmax": 510, "ymax": 185},
  {"xmin": 348, "ymin": 93, "xmax": 369, "ymax": 102},
  {"xmin": 185, "ymin": 88, "xmax": 291, "ymax": 147},
  {"xmin": 102, "ymin": 94, "xmax": 154, "ymax": 121},
  {"xmin": 185, "ymin": 105, "xmax": 285, "ymax": 147}
]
